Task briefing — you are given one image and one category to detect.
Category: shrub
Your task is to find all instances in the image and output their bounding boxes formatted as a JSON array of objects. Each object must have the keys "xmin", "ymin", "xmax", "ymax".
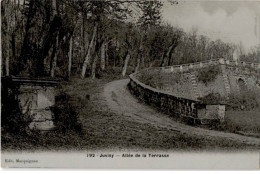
[
  {"xmin": 1, "ymin": 87, "xmax": 32, "ymax": 135},
  {"xmin": 136, "ymin": 70, "xmax": 161, "ymax": 89},
  {"xmin": 198, "ymin": 92, "xmax": 224, "ymax": 104},
  {"xmin": 197, "ymin": 65, "xmax": 220, "ymax": 85},
  {"xmin": 53, "ymin": 92, "xmax": 83, "ymax": 134},
  {"xmin": 137, "ymin": 70, "xmax": 182, "ymax": 90},
  {"xmin": 2, "ymin": 88, "xmax": 83, "ymax": 136},
  {"xmin": 198, "ymin": 90, "xmax": 260, "ymax": 111},
  {"xmin": 227, "ymin": 90, "xmax": 260, "ymax": 111}
]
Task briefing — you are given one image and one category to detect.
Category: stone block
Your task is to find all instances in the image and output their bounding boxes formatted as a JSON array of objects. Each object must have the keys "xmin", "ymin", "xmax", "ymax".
[{"xmin": 2, "ymin": 76, "xmax": 57, "ymax": 131}]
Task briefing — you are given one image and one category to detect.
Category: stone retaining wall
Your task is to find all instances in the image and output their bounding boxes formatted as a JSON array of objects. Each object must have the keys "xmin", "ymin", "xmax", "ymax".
[
  {"xmin": 127, "ymin": 58, "xmax": 257, "ymax": 125},
  {"xmin": 128, "ymin": 74, "xmax": 223, "ymax": 125}
]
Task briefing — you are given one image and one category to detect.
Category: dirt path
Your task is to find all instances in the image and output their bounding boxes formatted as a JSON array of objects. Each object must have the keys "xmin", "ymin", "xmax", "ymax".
[{"xmin": 103, "ymin": 79, "xmax": 260, "ymax": 147}]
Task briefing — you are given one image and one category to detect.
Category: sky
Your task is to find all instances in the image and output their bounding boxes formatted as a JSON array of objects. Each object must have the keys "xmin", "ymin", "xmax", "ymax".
[{"xmin": 162, "ymin": 0, "xmax": 260, "ymax": 51}]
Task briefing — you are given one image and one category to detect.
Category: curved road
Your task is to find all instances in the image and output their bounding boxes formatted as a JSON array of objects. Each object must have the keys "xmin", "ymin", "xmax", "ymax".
[{"xmin": 103, "ymin": 79, "xmax": 260, "ymax": 146}]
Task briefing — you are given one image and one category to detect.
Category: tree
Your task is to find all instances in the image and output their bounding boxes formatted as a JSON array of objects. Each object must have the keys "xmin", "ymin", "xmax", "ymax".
[
  {"xmin": 240, "ymin": 45, "xmax": 260, "ymax": 63},
  {"xmin": 80, "ymin": 0, "xmax": 132, "ymax": 78},
  {"xmin": 122, "ymin": 51, "xmax": 131, "ymax": 77},
  {"xmin": 160, "ymin": 32, "xmax": 181, "ymax": 67},
  {"xmin": 0, "ymin": 0, "xmax": 2, "ymax": 76},
  {"xmin": 50, "ymin": 0, "xmax": 59, "ymax": 77},
  {"xmin": 2, "ymin": 1, "xmax": 11, "ymax": 76},
  {"xmin": 2, "ymin": 0, "xmax": 245, "ymax": 79},
  {"xmin": 68, "ymin": 35, "xmax": 73, "ymax": 77},
  {"xmin": 133, "ymin": 0, "xmax": 163, "ymax": 71},
  {"xmin": 100, "ymin": 39, "xmax": 106, "ymax": 71},
  {"xmin": 121, "ymin": 24, "xmax": 139, "ymax": 77},
  {"xmin": 137, "ymin": 0, "xmax": 163, "ymax": 28},
  {"xmin": 81, "ymin": 23, "xmax": 97, "ymax": 78}
]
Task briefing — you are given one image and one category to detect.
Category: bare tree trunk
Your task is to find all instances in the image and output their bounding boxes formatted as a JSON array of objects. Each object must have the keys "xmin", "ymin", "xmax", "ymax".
[
  {"xmin": 5, "ymin": 39, "xmax": 10, "ymax": 76},
  {"xmin": 113, "ymin": 56, "xmax": 116, "ymax": 68},
  {"xmin": 12, "ymin": 0, "xmax": 17, "ymax": 59},
  {"xmin": 122, "ymin": 51, "xmax": 130, "ymax": 77},
  {"xmin": 167, "ymin": 45, "xmax": 175, "ymax": 66},
  {"xmin": 0, "ymin": 1, "xmax": 2, "ymax": 76},
  {"xmin": 141, "ymin": 54, "xmax": 145, "ymax": 68},
  {"xmin": 81, "ymin": 13, "xmax": 85, "ymax": 60},
  {"xmin": 160, "ymin": 39, "xmax": 178, "ymax": 67},
  {"xmin": 100, "ymin": 41, "xmax": 106, "ymax": 71},
  {"xmin": 84, "ymin": 32, "xmax": 89, "ymax": 54},
  {"xmin": 82, "ymin": 15, "xmax": 89, "ymax": 56},
  {"xmin": 50, "ymin": 0, "xmax": 58, "ymax": 77},
  {"xmin": 160, "ymin": 51, "xmax": 167, "ymax": 67},
  {"xmin": 105, "ymin": 41, "xmax": 108, "ymax": 67},
  {"xmin": 68, "ymin": 36, "xmax": 73, "ymax": 77},
  {"xmin": 4, "ymin": 1, "xmax": 11, "ymax": 76},
  {"xmin": 50, "ymin": 37, "xmax": 58, "ymax": 77},
  {"xmin": 81, "ymin": 23, "xmax": 97, "ymax": 79},
  {"xmin": 135, "ymin": 57, "xmax": 140, "ymax": 73},
  {"xmin": 135, "ymin": 42, "xmax": 143, "ymax": 73},
  {"xmin": 5, "ymin": 19, "xmax": 10, "ymax": 76},
  {"xmin": 116, "ymin": 39, "xmax": 120, "ymax": 66},
  {"xmin": 91, "ymin": 53, "xmax": 98, "ymax": 79}
]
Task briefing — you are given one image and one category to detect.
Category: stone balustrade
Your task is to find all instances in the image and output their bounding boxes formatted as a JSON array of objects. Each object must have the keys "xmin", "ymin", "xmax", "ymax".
[{"xmin": 148, "ymin": 58, "xmax": 259, "ymax": 73}]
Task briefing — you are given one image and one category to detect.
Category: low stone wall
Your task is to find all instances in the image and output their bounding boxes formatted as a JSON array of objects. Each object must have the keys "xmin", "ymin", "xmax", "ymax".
[
  {"xmin": 128, "ymin": 74, "xmax": 223, "ymax": 125},
  {"xmin": 197, "ymin": 104, "xmax": 225, "ymax": 124}
]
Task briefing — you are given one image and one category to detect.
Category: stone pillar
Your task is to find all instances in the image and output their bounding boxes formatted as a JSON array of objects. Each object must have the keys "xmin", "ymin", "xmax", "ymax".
[
  {"xmin": 171, "ymin": 66, "xmax": 174, "ymax": 72},
  {"xmin": 180, "ymin": 65, "xmax": 183, "ymax": 72},
  {"xmin": 2, "ymin": 76, "xmax": 58, "ymax": 132},
  {"xmin": 219, "ymin": 58, "xmax": 225, "ymax": 64}
]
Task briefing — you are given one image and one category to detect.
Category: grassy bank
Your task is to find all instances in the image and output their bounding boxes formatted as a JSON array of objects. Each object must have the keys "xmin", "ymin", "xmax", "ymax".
[
  {"xmin": 1, "ymin": 67, "xmax": 125, "ymax": 151},
  {"xmin": 1, "ymin": 67, "xmax": 259, "ymax": 151},
  {"xmin": 223, "ymin": 111, "xmax": 260, "ymax": 138}
]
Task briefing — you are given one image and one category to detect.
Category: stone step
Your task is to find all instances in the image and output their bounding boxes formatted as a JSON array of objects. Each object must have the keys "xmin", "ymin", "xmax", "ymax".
[
  {"xmin": 223, "ymin": 77, "xmax": 228, "ymax": 80},
  {"xmin": 193, "ymin": 91, "xmax": 199, "ymax": 95},
  {"xmin": 222, "ymin": 72, "xmax": 231, "ymax": 94},
  {"xmin": 190, "ymin": 73, "xmax": 200, "ymax": 99},
  {"xmin": 192, "ymin": 87, "xmax": 199, "ymax": 91}
]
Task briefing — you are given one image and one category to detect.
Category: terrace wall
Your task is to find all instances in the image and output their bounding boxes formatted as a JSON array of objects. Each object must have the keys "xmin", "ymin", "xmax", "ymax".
[{"xmin": 129, "ymin": 58, "xmax": 260, "ymax": 125}]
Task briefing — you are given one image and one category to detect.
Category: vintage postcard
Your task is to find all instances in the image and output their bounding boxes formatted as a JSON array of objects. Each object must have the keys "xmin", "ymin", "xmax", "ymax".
[{"xmin": 1, "ymin": 0, "xmax": 260, "ymax": 169}]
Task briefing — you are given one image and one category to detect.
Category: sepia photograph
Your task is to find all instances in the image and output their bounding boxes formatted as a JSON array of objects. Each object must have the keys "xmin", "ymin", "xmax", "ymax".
[{"xmin": 1, "ymin": 0, "xmax": 260, "ymax": 169}]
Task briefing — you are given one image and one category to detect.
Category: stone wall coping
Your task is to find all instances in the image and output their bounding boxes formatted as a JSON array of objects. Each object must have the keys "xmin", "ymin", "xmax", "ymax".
[
  {"xmin": 129, "ymin": 73, "xmax": 200, "ymax": 103},
  {"xmin": 147, "ymin": 58, "xmax": 260, "ymax": 72},
  {"xmin": 2, "ymin": 76, "xmax": 59, "ymax": 87}
]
